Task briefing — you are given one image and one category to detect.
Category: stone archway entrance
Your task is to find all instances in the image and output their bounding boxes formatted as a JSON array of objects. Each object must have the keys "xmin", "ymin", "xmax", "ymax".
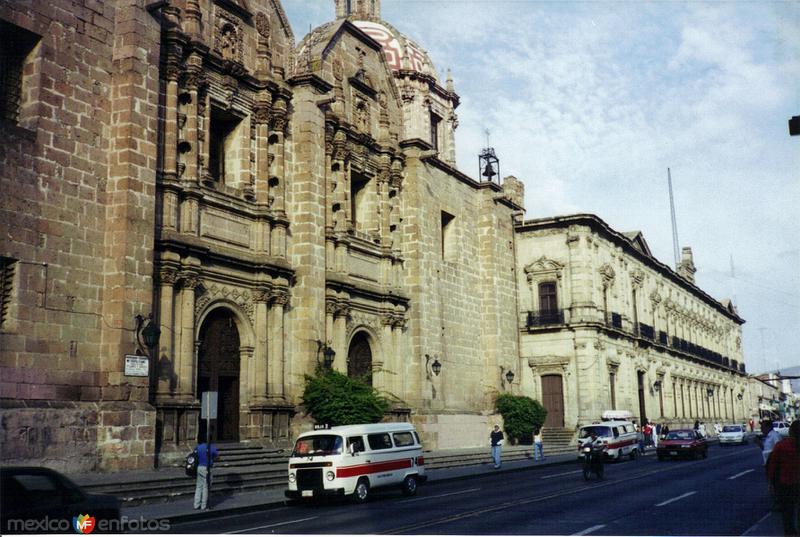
[
  {"xmin": 347, "ymin": 332, "xmax": 373, "ymax": 385},
  {"xmin": 197, "ymin": 309, "xmax": 240, "ymax": 442},
  {"xmin": 541, "ymin": 374, "xmax": 565, "ymax": 428}
]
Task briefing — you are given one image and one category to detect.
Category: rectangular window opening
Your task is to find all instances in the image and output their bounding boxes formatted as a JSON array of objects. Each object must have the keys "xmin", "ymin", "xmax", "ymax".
[
  {"xmin": 430, "ymin": 112, "xmax": 441, "ymax": 152},
  {"xmin": 0, "ymin": 257, "xmax": 16, "ymax": 330},
  {"xmin": 209, "ymin": 106, "xmax": 243, "ymax": 184},
  {"xmin": 0, "ymin": 21, "xmax": 41, "ymax": 124},
  {"xmin": 440, "ymin": 210, "xmax": 455, "ymax": 260}
]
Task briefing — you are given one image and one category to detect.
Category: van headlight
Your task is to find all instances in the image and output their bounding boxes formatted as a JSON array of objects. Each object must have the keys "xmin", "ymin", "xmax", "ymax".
[
  {"xmin": 289, "ymin": 472, "xmax": 296, "ymax": 483},
  {"xmin": 326, "ymin": 471, "xmax": 335, "ymax": 481}
]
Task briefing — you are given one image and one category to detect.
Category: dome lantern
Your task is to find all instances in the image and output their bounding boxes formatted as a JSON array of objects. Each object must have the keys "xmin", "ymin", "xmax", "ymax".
[{"xmin": 336, "ymin": 0, "xmax": 380, "ymax": 20}]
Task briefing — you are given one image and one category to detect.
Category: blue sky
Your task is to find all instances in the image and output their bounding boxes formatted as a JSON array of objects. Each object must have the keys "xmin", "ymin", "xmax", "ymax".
[{"xmin": 281, "ymin": 1, "xmax": 800, "ymax": 374}]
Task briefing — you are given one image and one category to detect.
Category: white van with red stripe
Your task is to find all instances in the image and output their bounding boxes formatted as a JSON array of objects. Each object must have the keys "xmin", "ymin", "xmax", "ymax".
[
  {"xmin": 577, "ymin": 411, "xmax": 639, "ymax": 461},
  {"xmin": 285, "ymin": 423, "xmax": 427, "ymax": 503}
]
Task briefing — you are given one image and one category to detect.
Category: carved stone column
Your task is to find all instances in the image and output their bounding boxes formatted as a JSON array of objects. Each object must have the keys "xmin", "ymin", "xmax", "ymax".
[
  {"xmin": 156, "ymin": 265, "xmax": 179, "ymax": 398},
  {"xmin": 267, "ymin": 287, "xmax": 289, "ymax": 400},
  {"xmin": 181, "ymin": 63, "xmax": 201, "ymax": 184},
  {"xmin": 269, "ymin": 98, "xmax": 288, "ymax": 258},
  {"xmin": 333, "ymin": 302, "xmax": 350, "ymax": 373},
  {"xmin": 251, "ymin": 286, "xmax": 271, "ymax": 405},
  {"xmin": 177, "ymin": 270, "xmax": 200, "ymax": 401}
]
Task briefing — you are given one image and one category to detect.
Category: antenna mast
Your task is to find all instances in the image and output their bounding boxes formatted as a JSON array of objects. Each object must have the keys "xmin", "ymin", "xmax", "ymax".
[{"xmin": 668, "ymin": 168, "xmax": 680, "ymax": 268}]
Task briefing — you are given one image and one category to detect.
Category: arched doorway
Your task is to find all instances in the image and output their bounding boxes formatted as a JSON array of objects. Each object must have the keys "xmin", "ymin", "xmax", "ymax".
[
  {"xmin": 348, "ymin": 332, "xmax": 373, "ymax": 385},
  {"xmin": 197, "ymin": 309, "xmax": 240, "ymax": 442},
  {"xmin": 541, "ymin": 375, "xmax": 565, "ymax": 428}
]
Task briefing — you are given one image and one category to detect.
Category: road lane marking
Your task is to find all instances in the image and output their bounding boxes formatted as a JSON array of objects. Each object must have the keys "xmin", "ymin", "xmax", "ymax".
[
  {"xmin": 742, "ymin": 511, "xmax": 772, "ymax": 535},
  {"xmin": 398, "ymin": 487, "xmax": 481, "ymax": 503},
  {"xmin": 727, "ymin": 469, "xmax": 755, "ymax": 480},
  {"xmin": 655, "ymin": 491, "xmax": 697, "ymax": 507},
  {"xmin": 541, "ymin": 470, "xmax": 584, "ymax": 479},
  {"xmin": 573, "ymin": 524, "xmax": 606, "ymax": 535},
  {"xmin": 226, "ymin": 515, "xmax": 319, "ymax": 534},
  {"xmin": 382, "ymin": 450, "xmax": 748, "ymax": 534}
]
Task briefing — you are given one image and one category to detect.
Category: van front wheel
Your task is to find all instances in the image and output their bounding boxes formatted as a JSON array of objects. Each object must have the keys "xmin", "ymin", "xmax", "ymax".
[
  {"xmin": 401, "ymin": 475, "xmax": 418, "ymax": 496},
  {"xmin": 353, "ymin": 478, "xmax": 370, "ymax": 503}
]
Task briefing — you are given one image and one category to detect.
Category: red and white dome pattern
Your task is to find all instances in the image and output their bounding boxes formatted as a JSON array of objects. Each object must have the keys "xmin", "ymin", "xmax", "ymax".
[{"xmin": 354, "ymin": 20, "xmax": 434, "ymax": 77}]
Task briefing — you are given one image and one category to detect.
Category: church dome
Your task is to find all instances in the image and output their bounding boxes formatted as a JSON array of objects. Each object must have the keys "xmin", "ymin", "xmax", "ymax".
[{"xmin": 351, "ymin": 20, "xmax": 439, "ymax": 81}]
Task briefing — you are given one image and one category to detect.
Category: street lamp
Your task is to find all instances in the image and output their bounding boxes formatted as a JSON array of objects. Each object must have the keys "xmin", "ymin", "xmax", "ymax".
[
  {"xmin": 316, "ymin": 340, "xmax": 336, "ymax": 369},
  {"xmin": 135, "ymin": 313, "xmax": 161, "ymax": 356},
  {"xmin": 707, "ymin": 388, "xmax": 714, "ymax": 398},
  {"xmin": 505, "ymin": 369, "xmax": 515, "ymax": 385},
  {"xmin": 425, "ymin": 354, "xmax": 442, "ymax": 379},
  {"xmin": 653, "ymin": 380, "xmax": 662, "ymax": 392}
]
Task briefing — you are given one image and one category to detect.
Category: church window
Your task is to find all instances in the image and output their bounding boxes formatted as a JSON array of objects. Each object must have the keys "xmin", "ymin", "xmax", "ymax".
[
  {"xmin": 0, "ymin": 21, "xmax": 40, "ymax": 124},
  {"xmin": 209, "ymin": 107, "xmax": 245, "ymax": 185},
  {"xmin": 430, "ymin": 112, "xmax": 441, "ymax": 152},
  {"xmin": 350, "ymin": 172, "xmax": 376, "ymax": 234},
  {"xmin": 441, "ymin": 211, "xmax": 455, "ymax": 260},
  {"xmin": 0, "ymin": 257, "xmax": 15, "ymax": 330}
]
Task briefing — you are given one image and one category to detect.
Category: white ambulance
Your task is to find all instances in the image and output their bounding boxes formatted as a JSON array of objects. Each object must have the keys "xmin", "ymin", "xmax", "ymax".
[
  {"xmin": 577, "ymin": 410, "xmax": 639, "ymax": 461},
  {"xmin": 285, "ymin": 423, "xmax": 427, "ymax": 503}
]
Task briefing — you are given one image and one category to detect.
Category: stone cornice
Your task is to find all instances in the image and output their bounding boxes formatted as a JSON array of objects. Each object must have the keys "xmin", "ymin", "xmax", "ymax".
[{"xmin": 515, "ymin": 214, "xmax": 745, "ymax": 325}]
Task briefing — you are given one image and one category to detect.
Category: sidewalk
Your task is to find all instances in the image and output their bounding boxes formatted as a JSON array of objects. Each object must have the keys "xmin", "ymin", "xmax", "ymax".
[
  {"xmin": 122, "ymin": 450, "xmax": 576, "ymax": 524},
  {"xmin": 118, "ymin": 445, "xmax": 784, "ymax": 536}
]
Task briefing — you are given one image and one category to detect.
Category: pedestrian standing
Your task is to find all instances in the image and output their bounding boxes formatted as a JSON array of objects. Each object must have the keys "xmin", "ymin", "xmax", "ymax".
[
  {"xmin": 643, "ymin": 422, "xmax": 653, "ymax": 448},
  {"xmin": 490, "ymin": 424, "xmax": 504, "ymax": 469},
  {"xmin": 762, "ymin": 419, "xmax": 784, "ymax": 465},
  {"xmin": 533, "ymin": 426, "xmax": 545, "ymax": 462},
  {"xmin": 194, "ymin": 438, "xmax": 219, "ymax": 510},
  {"xmin": 698, "ymin": 422, "xmax": 707, "ymax": 438},
  {"xmin": 635, "ymin": 423, "xmax": 645, "ymax": 454},
  {"xmin": 766, "ymin": 420, "xmax": 800, "ymax": 536},
  {"xmin": 653, "ymin": 423, "xmax": 661, "ymax": 448}
]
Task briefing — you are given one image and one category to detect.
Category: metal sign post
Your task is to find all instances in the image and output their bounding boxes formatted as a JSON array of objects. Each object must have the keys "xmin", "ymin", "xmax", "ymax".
[{"xmin": 201, "ymin": 391, "xmax": 218, "ymax": 493}]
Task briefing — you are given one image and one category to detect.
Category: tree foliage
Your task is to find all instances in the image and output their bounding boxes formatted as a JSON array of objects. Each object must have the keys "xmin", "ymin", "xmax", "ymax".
[
  {"xmin": 302, "ymin": 369, "xmax": 390, "ymax": 426},
  {"xmin": 495, "ymin": 393, "xmax": 548, "ymax": 444}
]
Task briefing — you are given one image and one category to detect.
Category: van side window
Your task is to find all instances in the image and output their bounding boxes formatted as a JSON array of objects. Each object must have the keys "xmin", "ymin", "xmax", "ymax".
[
  {"xmin": 613, "ymin": 427, "xmax": 620, "ymax": 438},
  {"xmin": 393, "ymin": 432, "xmax": 415, "ymax": 447},
  {"xmin": 367, "ymin": 433, "xmax": 393, "ymax": 450},
  {"xmin": 347, "ymin": 436, "xmax": 365, "ymax": 453}
]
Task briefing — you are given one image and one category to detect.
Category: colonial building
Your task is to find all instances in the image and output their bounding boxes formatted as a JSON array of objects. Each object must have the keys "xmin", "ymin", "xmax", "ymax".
[
  {"xmin": 1, "ymin": 0, "xmax": 750, "ymax": 474},
  {"xmin": 0, "ymin": 0, "xmax": 523, "ymax": 471},
  {"xmin": 515, "ymin": 214, "xmax": 749, "ymax": 431}
]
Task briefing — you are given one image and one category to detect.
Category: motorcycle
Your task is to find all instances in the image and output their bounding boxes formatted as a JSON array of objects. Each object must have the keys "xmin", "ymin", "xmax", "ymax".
[{"xmin": 581, "ymin": 441, "xmax": 605, "ymax": 480}]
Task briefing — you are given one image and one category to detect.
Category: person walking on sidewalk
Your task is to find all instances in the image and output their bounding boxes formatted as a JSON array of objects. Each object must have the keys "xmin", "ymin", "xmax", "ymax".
[
  {"xmin": 766, "ymin": 420, "xmax": 800, "ymax": 536},
  {"xmin": 533, "ymin": 426, "xmax": 545, "ymax": 462},
  {"xmin": 762, "ymin": 419, "xmax": 784, "ymax": 465},
  {"xmin": 490, "ymin": 424, "xmax": 504, "ymax": 469},
  {"xmin": 194, "ymin": 439, "xmax": 219, "ymax": 510}
]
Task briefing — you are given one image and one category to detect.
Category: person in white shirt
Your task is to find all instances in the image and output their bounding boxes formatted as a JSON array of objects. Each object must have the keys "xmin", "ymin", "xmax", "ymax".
[{"xmin": 762, "ymin": 419, "xmax": 783, "ymax": 464}]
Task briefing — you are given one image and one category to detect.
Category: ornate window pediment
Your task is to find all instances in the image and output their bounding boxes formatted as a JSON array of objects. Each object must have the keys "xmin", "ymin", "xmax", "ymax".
[
  {"xmin": 524, "ymin": 256, "xmax": 564, "ymax": 280},
  {"xmin": 599, "ymin": 263, "xmax": 615, "ymax": 288}
]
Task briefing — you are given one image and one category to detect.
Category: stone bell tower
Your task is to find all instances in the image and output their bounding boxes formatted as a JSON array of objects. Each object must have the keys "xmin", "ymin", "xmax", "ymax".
[{"xmin": 335, "ymin": 0, "xmax": 380, "ymax": 19}]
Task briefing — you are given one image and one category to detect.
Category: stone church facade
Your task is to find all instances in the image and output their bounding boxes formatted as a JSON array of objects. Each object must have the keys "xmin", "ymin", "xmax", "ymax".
[{"xmin": 0, "ymin": 0, "xmax": 745, "ymax": 473}]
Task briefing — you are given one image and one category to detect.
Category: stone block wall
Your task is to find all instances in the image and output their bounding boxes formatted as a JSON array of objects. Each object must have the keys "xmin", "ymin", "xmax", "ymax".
[{"xmin": 0, "ymin": 0, "xmax": 160, "ymax": 471}]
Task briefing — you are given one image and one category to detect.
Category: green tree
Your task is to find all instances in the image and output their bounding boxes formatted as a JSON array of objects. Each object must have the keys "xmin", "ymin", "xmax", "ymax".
[
  {"xmin": 302, "ymin": 369, "xmax": 390, "ymax": 426},
  {"xmin": 495, "ymin": 393, "xmax": 548, "ymax": 444}
]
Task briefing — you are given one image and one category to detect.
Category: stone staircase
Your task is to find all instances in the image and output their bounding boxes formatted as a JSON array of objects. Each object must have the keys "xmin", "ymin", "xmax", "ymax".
[{"xmin": 541, "ymin": 427, "xmax": 576, "ymax": 456}]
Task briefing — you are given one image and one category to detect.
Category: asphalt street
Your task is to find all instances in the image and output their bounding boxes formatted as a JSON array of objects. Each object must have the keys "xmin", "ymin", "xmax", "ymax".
[{"xmin": 169, "ymin": 442, "xmax": 770, "ymax": 535}]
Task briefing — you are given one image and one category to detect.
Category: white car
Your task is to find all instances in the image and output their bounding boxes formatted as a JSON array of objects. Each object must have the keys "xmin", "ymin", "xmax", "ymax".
[
  {"xmin": 773, "ymin": 421, "xmax": 790, "ymax": 437},
  {"xmin": 718, "ymin": 424, "xmax": 747, "ymax": 445}
]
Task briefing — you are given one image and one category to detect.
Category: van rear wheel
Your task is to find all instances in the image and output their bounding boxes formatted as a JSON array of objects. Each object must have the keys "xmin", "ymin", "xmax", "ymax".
[
  {"xmin": 401, "ymin": 475, "xmax": 418, "ymax": 496},
  {"xmin": 353, "ymin": 478, "xmax": 370, "ymax": 503}
]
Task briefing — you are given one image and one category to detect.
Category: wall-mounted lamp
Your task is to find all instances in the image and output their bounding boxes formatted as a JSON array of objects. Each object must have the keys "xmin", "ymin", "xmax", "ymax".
[
  {"xmin": 425, "ymin": 354, "xmax": 442, "ymax": 379},
  {"xmin": 316, "ymin": 340, "xmax": 336, "ymax": 369},
  {"xmin": 737, "ymin": 393, "xmax": 744, "ymax": 401},
  {"xmin": 506, "ymin": 369, "xmax": 515, "ymax": 385},
  {"xmin": 135, "ymin": 313, "xmax": 161, "ymax": 357},
  {"xmin": 707, "ymin": 388, "xmax": 714, "ymax": 398},
  {"xmin": 653, "ymin": 380, "xmax": 662, "ymax": 392}
]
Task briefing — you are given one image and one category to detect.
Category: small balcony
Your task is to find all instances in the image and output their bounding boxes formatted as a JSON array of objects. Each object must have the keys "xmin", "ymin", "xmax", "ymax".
[{"xmin": 526, "ymin": 309, "xmax": 565, "ymax": 328}]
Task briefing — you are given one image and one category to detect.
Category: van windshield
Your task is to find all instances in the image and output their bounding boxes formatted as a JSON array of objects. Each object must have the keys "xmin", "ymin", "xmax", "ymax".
[
  {"xmin": 292, "ymin": 435, "xmax": 343, "ymax": 457},
  {"xmin": 579, "ymin": 426, "xmax": 611, "ymax": 438}
]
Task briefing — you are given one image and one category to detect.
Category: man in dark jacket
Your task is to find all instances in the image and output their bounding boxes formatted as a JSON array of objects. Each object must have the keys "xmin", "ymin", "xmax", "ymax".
[{"xmin": 490, "ymin": 425, "xmax": 504, "ymax": 469}]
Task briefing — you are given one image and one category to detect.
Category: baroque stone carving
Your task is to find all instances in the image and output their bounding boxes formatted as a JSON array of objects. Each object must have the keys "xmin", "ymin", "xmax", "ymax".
[
  {"xmin": 599, "ymin": 263, "xmax": 615, "ymax": 288},
  {"xmin": 215, "ymin": 14, "xmax": 243, "ymax": 64},
  {"xmin": 195, "ymin": 283, "xmax": 255, "ymax": 324},
  {"xmin": 255, "ymin": 12, "xmax": 270, "ymax": 39},
  {"xmin": 630, "ymin": 268, "xmax": 645, "ymax": 288},
  {"xmin": 524, "ymin": 256, "xmax": 564, "ymax": 281}
]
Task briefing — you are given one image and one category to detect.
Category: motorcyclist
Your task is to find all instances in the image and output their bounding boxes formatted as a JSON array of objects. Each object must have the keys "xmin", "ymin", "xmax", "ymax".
[{"xmin": 581, "ymin": 433, "xmax": 605, "ymax": 478}]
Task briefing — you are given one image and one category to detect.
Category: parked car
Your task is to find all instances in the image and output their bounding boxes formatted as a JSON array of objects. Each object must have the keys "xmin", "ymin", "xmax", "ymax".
[
  {"xmin": 718, "ymin": 424, "xmax": 747, "ymax": 445},
  {"xmin": 773, "ymin": 421, "xmax": 790, "ymax": 437},
  {"xmin": 656, "ymin": 429, "xmax": 708, "ymax": 460},
  {"xmin": 1, "ymin": 467, "xmax": 121, "ymax": 534}
]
